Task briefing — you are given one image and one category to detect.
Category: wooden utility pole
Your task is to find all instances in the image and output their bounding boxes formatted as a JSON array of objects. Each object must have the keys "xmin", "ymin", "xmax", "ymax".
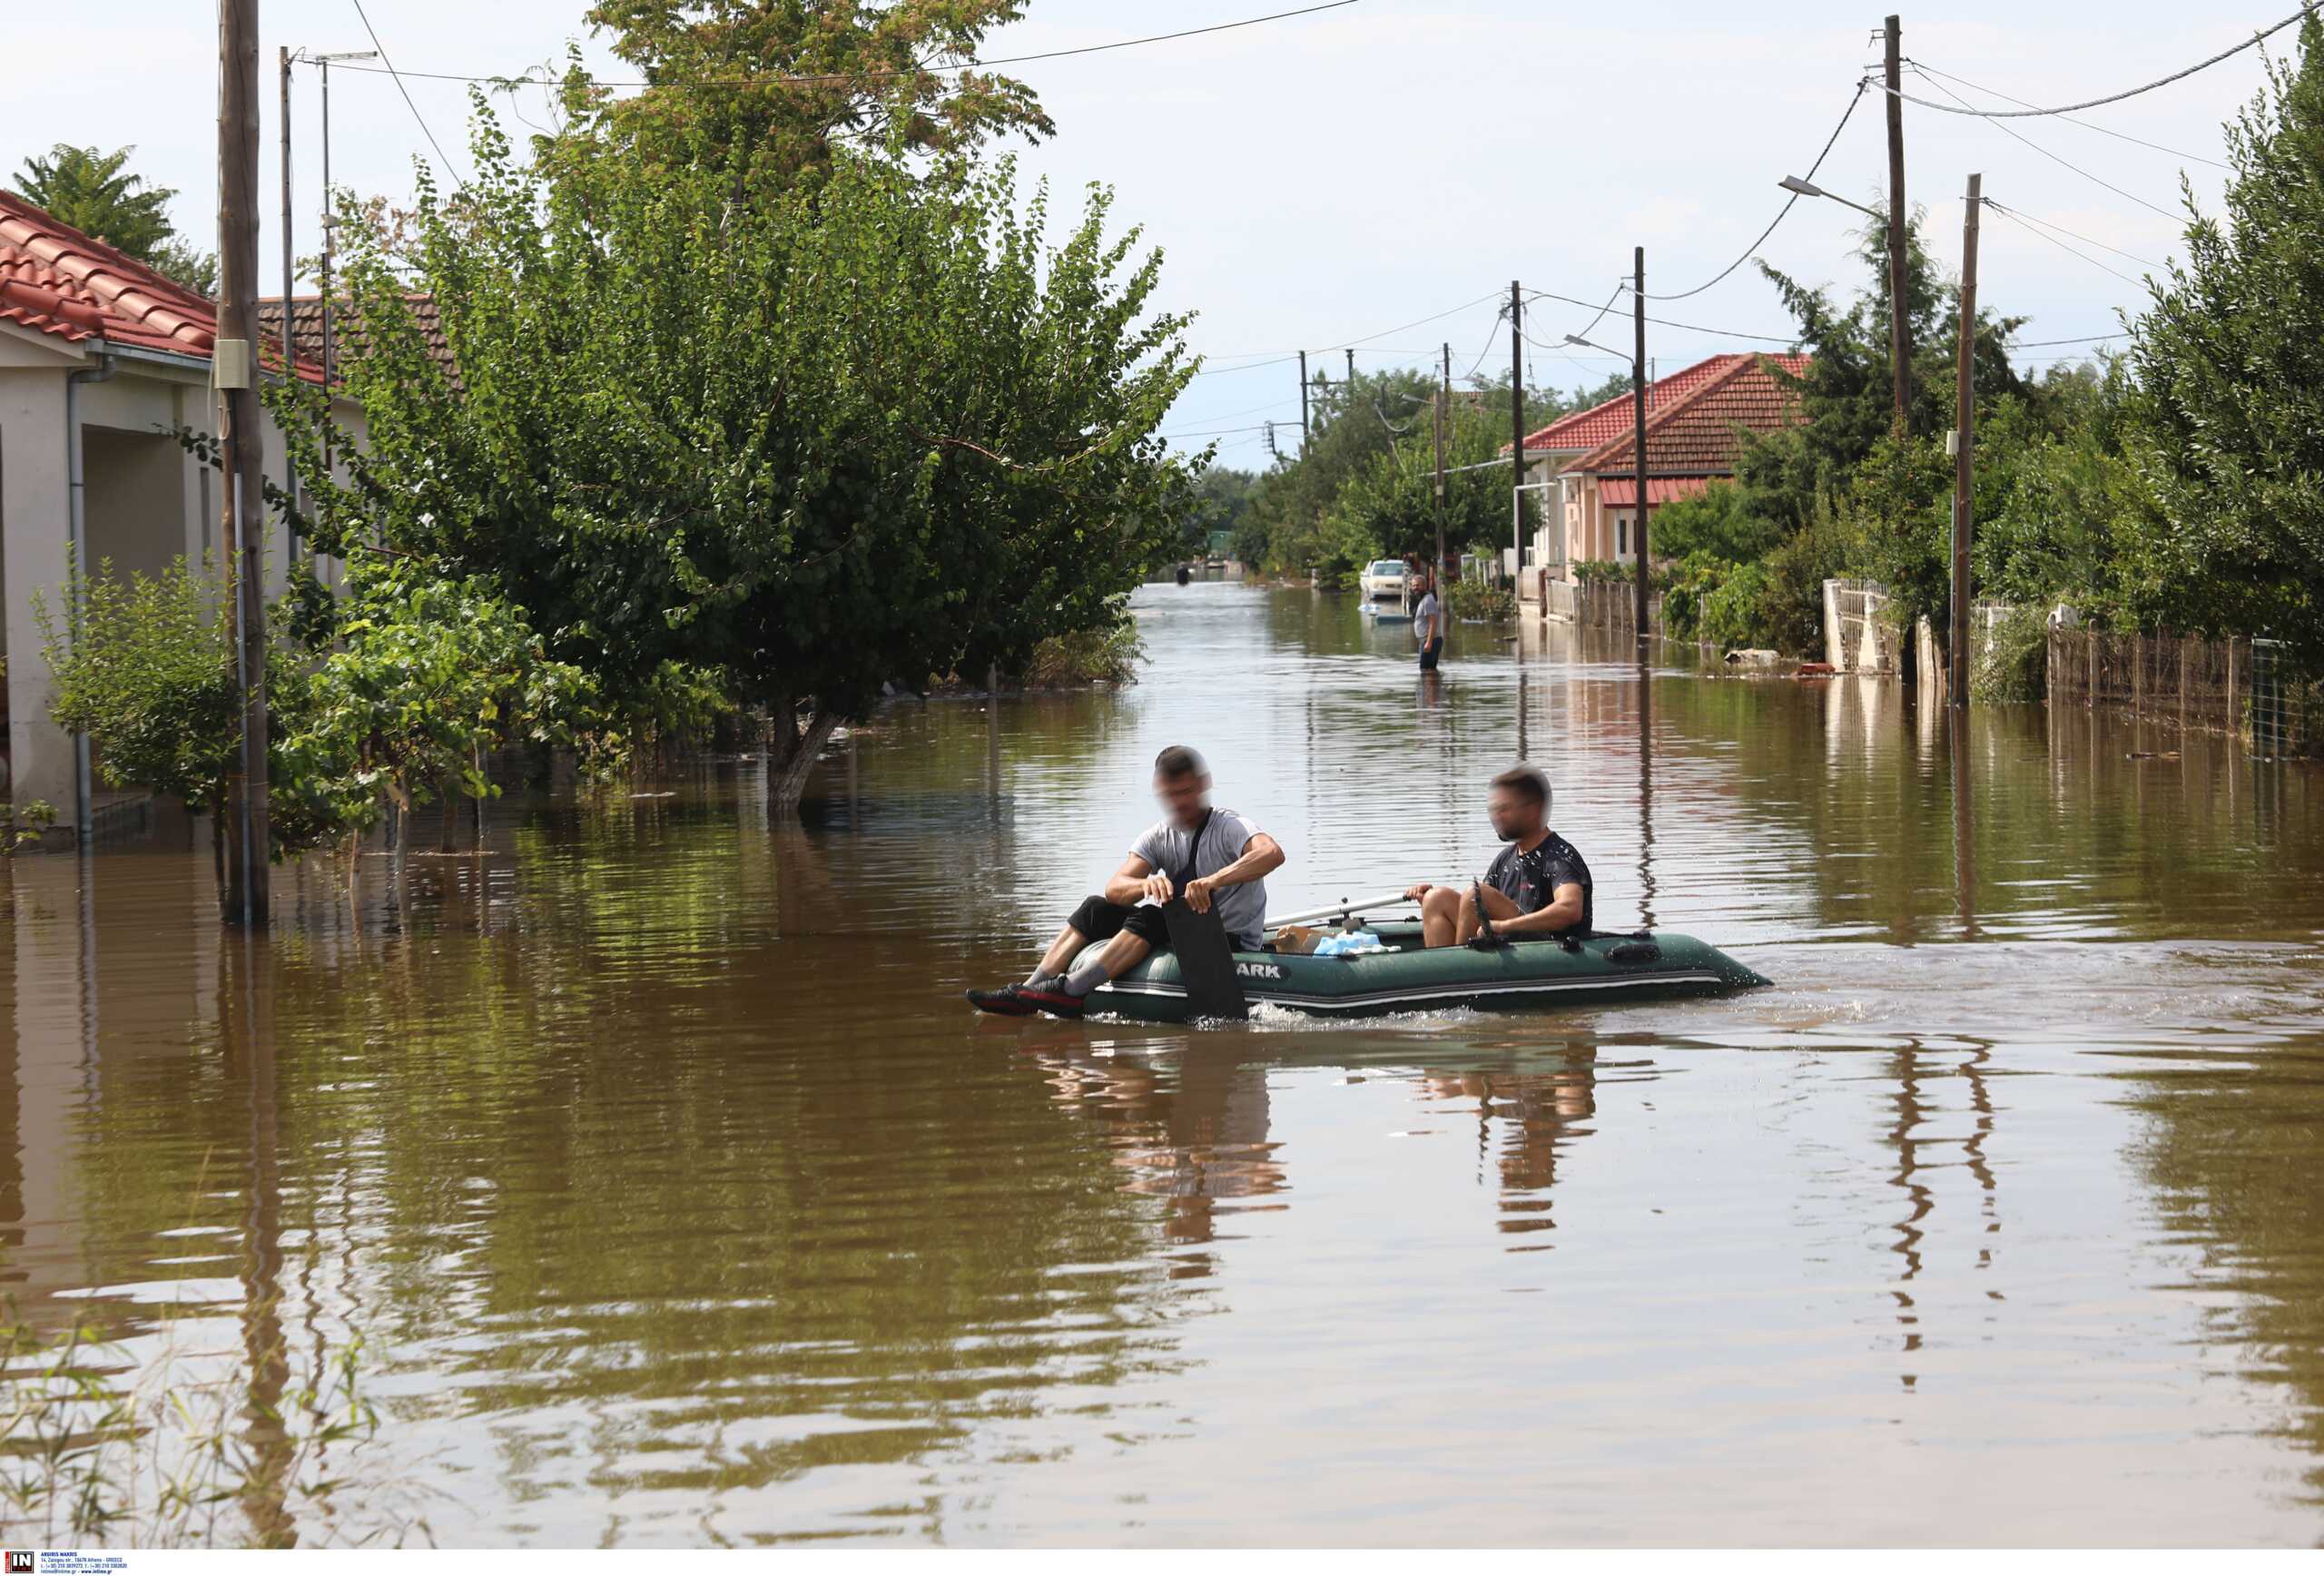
[
  {"xmin": 219, "ymin": 0, "xmax": 270, "ymax": 926},
  {"xmin": 1434, "ymin": 341, "xmax": 1451, "ymax": 577},
  {"xmin": 1508, "ymin": 280, "xmax": 1524, "ymax": 582},
  {"xmin": 277, "ymin": 45, "xmax": 298, "ymax": 527},
  {"xmin": 1297, "ymin": 350, "xmax": 1310, "ymax": 453},
  {"xmin": 1631, "ymin": 246, "xmax": 1650, "ymax": 651},
  {"xmin": 1885, "ymin": 14, "xmax": 1912, "ymax": 429},
  {"xmin": 1949, "ymin": 172, "xmax": 1982, "ymax": 710},
  {"xmin": 1345, "ymin": 347, "xmax": 1355, "ymax": 399}
]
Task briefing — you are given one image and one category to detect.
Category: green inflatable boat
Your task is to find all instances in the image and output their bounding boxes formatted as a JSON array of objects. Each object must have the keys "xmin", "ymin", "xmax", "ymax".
[{"xmin": 1078, "ymin": 921, "xmax": 1769, "ymax": 1023}]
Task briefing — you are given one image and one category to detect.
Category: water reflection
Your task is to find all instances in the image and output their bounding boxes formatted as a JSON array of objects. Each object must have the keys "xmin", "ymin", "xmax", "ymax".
[{"xmin": 3, "ymin": 582, "xmax": 2323, "ymax": 1543}]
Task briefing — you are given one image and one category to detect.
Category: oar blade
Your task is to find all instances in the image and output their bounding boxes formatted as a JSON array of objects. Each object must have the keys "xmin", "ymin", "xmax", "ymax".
[{"xmin": 1161, "ymin": 897, "xmax": 1249, "ymax": 1021}]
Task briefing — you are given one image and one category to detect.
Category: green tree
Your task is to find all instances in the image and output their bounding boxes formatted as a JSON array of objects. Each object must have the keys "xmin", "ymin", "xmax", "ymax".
[
  {"xmin": 576, "ymin": 0, "xmax": 1050, "ymax": 192},
  {"xmin": 10, "ymin": 144, "xmax": 216, "ymax": 297},
  {"xmin": 275, "ymin": 104, "xmax": 1194, "ymax": 809},
  {"xmin": 2121, "ymin": 12, "xmax": 2324, "ymax": 669},
  {"xmin": 1643, "ymin": 479, "xmax": 1785, "ymax": 565}
]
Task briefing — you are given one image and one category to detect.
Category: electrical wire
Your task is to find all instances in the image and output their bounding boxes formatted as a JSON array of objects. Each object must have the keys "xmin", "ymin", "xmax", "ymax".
[
  {"xmin": 1984, "ymin": 203, "xmax": 2149, "ymax": 288},
  {"xmin": 326, "ymin": 0, "xmax": 1363, "ymax": 89},
  {"xmin": 349, "ymin": 0, "xmax": 468, "ymax": 186},
  {"xmin": 1527, "ymin": 288, "xmax": 1799, "ymax": 344},
  {"xmin": 1906, "ymin": 59, "xmax": 2232, "ymax": 171},
  {"xmin": 1460, "ymin": 311, "xmax": 1504, "ymax": 380},
  {"xmin": 2007, "ymin": 331, "xmax": 2126, "ymax": 347},
  {"xmin": 1866, "ymin": 6, "xmax": 2314, "ymax": 117},
  {"xmin": 1646, "ymin": 82, "xmax": 1867, "ymax": 300},
  {"xmin": 1553, "ymin": 282, "xmax": 1628, "ymax": 347},
  {"xmin": 1188, "ymin": 354, "xmax": 1302, "ymax": 379},
  {"xmin": 1985, "ymin": 202, "xmax": 2165, "ymax": 271},
  {"xmin": 1910, "ymin": 66, "xmax": 2182, "ymax": 223}
]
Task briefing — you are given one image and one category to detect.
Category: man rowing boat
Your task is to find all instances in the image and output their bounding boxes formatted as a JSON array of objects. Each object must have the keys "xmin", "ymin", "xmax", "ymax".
[
  {"xmin": 1403, "ymin": 765, "xmax": 1592, "ymax": 948},
  {"xmin": 968, "ymin": 745, "xmax": 1286, "ymax": 1019}
]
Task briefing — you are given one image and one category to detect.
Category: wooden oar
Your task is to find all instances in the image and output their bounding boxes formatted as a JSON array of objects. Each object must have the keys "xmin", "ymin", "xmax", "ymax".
[
  {"xmin": 1160, "ymin": 897, "xmax": 1248, "ymax": 1021},
  {"xmin": 1264, "ymin": 891, "xmax": 1413, "ymax": 929}
]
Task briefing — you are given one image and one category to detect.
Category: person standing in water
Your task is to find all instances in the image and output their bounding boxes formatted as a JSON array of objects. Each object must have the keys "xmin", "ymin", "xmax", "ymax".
[{"xmin": 1413, "ymin": 569, "xmax": 1444, "ymax": 671}]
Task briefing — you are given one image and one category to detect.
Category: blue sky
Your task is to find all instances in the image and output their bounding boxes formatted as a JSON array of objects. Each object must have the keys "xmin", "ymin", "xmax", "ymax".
[{"xmin": 3, "ymin": 2, "xmax": 2292, "ymax": 465}]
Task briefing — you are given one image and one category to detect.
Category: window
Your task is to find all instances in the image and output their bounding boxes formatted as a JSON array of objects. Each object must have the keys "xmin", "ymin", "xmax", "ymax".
[{"xmin": 1617, "ymin": 517, "xmax": 1628, "ymax": 557}]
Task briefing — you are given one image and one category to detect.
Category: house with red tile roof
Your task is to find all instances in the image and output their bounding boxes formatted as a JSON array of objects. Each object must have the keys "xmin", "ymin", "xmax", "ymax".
[
  {"xmin": 1, "ymin": 190, "xmax": 361, "ymax": 829},
  {"xmin": 1509, "ymin": 352, "xmax": 1809, "ymax": 583}
]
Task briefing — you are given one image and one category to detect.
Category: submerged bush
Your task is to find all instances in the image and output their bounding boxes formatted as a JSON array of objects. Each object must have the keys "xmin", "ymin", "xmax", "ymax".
[
  {"xmin": 1973, "ymin": 603, "xmax": 2049, "ymax": 704},
  {"xmin": 1447, "ymin": 578, "xmax": 1516, "ymax": 621}
]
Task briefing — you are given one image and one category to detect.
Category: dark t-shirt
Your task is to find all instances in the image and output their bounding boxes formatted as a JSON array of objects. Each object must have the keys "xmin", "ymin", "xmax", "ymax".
[{"xmin": 1484, "ymin": 832, "xmax": 1593, "ymax": 935}]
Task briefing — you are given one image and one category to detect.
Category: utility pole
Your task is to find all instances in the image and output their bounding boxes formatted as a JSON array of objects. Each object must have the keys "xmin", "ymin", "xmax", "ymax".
[
  {"xmin": 277, "ymin": 45, "xmax": 298, "ymax": 528},
  {"xmin": 1885, "ymin": 14, "xmax": 1912, "ymax": 429},
  {"xmin": 219, "ymin": 0, "xmax": 270, "ymax": 925},
  {"xmin": 1508, "ymin": 280, "xmax": 1524, "ymax": 584},
  {"xmin": 1435, "ymin": 341, "xmax": 1452, "ymax": 577},
  {"xmin": 1298, "ymin": 350, "xmax": 1310, "ymax": 453},
  {"xmin": 1950, "ymin": 172, "xmax": 1982, "ymax": 710},
  {"xmin": 1345, "ymin": 347, "xmax": 1355, "ymax": 399},
  {"xmin": 1631, "ymin": 246, "xmax": 1650, "ymax": 652}
]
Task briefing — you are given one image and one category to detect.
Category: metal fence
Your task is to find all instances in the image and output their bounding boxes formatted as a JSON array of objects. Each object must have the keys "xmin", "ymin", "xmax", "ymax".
[{"xmin": 2047, "ymin": 627, "xmax": 2318, "ymax": 759}]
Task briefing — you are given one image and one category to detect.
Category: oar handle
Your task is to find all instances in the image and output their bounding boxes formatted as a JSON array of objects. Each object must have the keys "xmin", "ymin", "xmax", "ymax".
[{"xmin": 1263, "ymin": 891, "xmax": 1414, "ymax": 929}]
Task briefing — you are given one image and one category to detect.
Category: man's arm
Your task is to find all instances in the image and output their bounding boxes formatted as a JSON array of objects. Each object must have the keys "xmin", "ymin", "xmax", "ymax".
[
  {"xmin": 1103, "ymin": 853, "xmax": 1167, "ymax": 907},
  {"xmin": 1489, "ymin": 882, "xmax": 1586, "ymax": 936},
  {"xmin": 1183, "ymin": 833, "xmax": 1286, "ymax": 914}
]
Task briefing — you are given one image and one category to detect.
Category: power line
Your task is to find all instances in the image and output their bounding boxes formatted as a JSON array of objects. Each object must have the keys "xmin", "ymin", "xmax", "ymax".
[
  {"xmin": 326, "ymin": 0, "xmax": 1363, "ymax": 89},
  {"xmin": 349, "ymin": 0, "xmax": 468, "ymax": 186},
  {"xmin": 1189, "ymin": 354, "xmax": 1302, "ymax": 379},
  {"xmin": 1866, "ymin": 6, "xmax": 2312, "ymax": 118},
  {"xmin": 2008, "ymin": 331, "xmax": 2126, "ymax": 347},
  {"xmin": 1985, "ymin": 202, "xmax": 2149, "ymax": 289},
  {"xmin": 1906, "ymin": 59, "xmax": 2232, "ymax": 171},
  {"xmin": 1647, "ymin": 82, "xmax": 1867, "ymax": 300},
  {"xmin": 1526, "ymin": 288, "xmax": 1799, "ymax": 344},
  {"xmin": 1986, "ymin": 202, "xmax": 2165, "ymax": 271},
  {"xmin": 1909, "ymin": 66, "xmax": 2182, "ymax": 223}
]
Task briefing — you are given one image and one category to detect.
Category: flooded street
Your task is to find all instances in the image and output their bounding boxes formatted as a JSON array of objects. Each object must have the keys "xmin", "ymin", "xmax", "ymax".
[{"xmin": 9, "ymin": 579, "xmax": 2324, "ymax": 1545}]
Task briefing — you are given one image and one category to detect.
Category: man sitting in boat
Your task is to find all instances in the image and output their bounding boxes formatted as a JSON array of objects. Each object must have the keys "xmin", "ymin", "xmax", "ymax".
[
  {"xmin": 1403, "ymin": 765, "xmax": 1592, "ymax": 948},
  {"xmin": 968, "ymin": 745, "xmax": 1285, "ymax": 1019}
]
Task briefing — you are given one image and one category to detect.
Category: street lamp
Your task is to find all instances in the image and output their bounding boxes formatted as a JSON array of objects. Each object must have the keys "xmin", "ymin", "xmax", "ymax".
[{"xmin": 1778, "ymin": 174, "xmax": 1886, "ymax": 222}]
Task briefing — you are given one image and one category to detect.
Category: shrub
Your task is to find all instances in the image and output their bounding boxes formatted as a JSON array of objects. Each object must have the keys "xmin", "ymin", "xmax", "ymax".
[
  {"xmin": 1972, "ymin": 603, "xmax": 2048, "ymax": 703},
  {"xmin": 1447, "ymin": 578, "xmax": 1516, "ymax": 621},
  {"xmin": 1698, "ymin": 560, "xmax": 1774, "ymax": 651},
  {"xmin": 1020, "ymin": 619, "xmax": 1145, "ymax": 687}
]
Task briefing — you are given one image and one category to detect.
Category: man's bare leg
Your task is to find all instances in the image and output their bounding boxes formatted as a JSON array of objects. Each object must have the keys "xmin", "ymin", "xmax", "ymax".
[
  {"xmin": 1452, "ymin": 883, "xmax": 1522, "ymax": 944},
  {"xmin": 1420, "ymin": 885, "xmax": 1464, "ymax": 949},
  {"xmin": 1030, "ymin": 922, "xmax": 1092, "ymax": 983},
  {"xmin": 1063, "ymin": 932, "xmax": 1153, "ymax": 999}
]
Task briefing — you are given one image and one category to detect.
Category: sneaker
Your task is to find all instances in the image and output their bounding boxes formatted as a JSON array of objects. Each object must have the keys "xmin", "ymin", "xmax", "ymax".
[
  {"xmin": 966, "ymin": 983, "xmax": 1043, "ymax": 1016},
  {"xmin": 1023, "ymin": 987, "xmax": 1086, "ymax": 1019}
]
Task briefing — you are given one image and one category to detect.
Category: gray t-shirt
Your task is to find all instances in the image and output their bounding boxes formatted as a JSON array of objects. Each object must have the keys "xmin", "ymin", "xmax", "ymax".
[
  {"xmin": 1414, "ymin": 591, "xmax": 1441, "ymax": 643},
  {"xmin": 1131, "ymin": 808, "xmax": 1269, "ymax": 950}
]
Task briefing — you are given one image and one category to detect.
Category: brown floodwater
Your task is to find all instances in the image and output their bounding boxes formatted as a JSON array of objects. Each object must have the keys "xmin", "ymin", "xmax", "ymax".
[{"xmin": 6, "ymin": 580, "xmax": 2324, "ymax": 1546}]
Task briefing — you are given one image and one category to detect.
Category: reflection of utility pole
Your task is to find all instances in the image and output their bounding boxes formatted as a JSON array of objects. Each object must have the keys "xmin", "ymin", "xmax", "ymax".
[{"xmin": 228, "ymin": 938, "xmax": 293, "ymax": 1545}]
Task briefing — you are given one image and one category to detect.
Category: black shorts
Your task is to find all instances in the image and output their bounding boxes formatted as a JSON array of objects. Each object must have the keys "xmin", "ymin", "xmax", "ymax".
[
  {"xmin": 1068, "ymin": 894, "xmax": 1175, "ymax": 951},
  {"xmin": 1418, "ymin": 636, "xmax": 1443, "ymax": 671}
]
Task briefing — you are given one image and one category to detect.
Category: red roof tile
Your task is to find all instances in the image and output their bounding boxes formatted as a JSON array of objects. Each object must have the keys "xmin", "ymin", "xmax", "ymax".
[
  {"xmin": 1513, "ymin": 354, "xmax": 1760, "ymax": 456},
  {"xmin": 1566, "ymin": 352, "xmax": 1810, "ymax": 478},
  {"xmin": 259, "ymin": 292, "xmax": 453, "ymax": 384},
  {"xmin": 1599, "ymin": 477, "xmax": 1715, "ymax": 507},
  {"xmin": 0, "ymin": 190, "xmax": 321, "ymax": 379}
]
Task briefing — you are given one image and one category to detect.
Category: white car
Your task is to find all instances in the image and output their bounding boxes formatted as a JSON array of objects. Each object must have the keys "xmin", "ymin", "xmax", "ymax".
[{"xmin": 1359, "ymin": 558, "xmax": 1410, "ymax": 601}]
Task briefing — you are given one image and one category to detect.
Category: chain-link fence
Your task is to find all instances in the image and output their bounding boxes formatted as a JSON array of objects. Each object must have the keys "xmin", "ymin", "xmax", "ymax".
[{"xmin": 2048, "ymin": 627, "xmax": 2318, "ymax": 759}]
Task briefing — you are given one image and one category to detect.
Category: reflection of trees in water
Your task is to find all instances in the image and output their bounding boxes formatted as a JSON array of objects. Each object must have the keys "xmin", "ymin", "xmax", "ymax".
[
  {"xmin": 2130, "ymin": 1037, "xmax": 2324, "ymax": 1496},
  {"xmin": 44, "ymin": 817, "xmax": 1191, "ymax": 1542}
]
